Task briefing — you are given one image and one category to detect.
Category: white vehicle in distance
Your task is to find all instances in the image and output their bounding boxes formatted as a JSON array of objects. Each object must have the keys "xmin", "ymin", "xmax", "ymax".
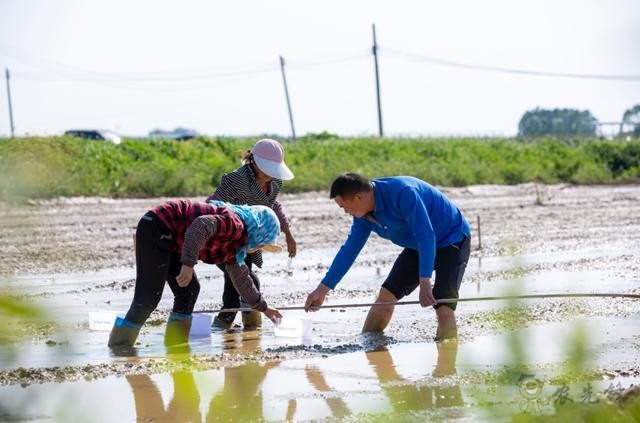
[{"xmin": 64, "ymin": 129, "xmax": 122, "ymax": 144}]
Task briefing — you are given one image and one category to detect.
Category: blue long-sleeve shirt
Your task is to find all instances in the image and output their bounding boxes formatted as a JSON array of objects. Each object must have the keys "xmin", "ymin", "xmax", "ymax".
[{"xmin": 322, "ymin": 176, "xmax": 471, "ymax": 289}]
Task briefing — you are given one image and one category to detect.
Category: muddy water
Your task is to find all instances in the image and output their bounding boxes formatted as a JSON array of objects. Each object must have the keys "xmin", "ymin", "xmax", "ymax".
[
  {"xmin": 1, "ymin": 184, "xmax": 640, "ymax": 421},
  {"xmin": 1, "ymin": 317, "xmax": 639, "ymax": 421}
]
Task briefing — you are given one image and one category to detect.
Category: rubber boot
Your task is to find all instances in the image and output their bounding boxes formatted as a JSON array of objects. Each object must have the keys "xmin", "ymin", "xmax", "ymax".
[
  {"xmin": 164, "ymin": 312, "xmax": 193, "ymax": 347},
  {"xmin": 212, "ymin": 311, "xmax": 236, "ymax": 330},
  {"xmin": 240, "ymin": 300, "xmax": 262, "ymax": 329},
  {"xmin": 108, "ymin": 317, "xmax": 141, "ymax": 347}
]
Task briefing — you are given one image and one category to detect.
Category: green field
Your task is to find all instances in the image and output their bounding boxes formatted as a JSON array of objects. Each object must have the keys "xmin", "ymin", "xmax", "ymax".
[{"xmin": 0, "ymin": 135, "xmax": 639, "ymax": 200}]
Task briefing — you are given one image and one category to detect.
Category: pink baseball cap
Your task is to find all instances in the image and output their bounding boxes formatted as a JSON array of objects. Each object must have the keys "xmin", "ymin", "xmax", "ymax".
[{"xmin": 252, "ymin": 138, "xmax": 294, "ymax": 180}]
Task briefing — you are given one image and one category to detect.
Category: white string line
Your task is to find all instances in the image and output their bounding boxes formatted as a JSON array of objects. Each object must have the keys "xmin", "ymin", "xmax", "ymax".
[{"xmin": 194, "ymin": 292, "xmax": 640, "ymax": 314}]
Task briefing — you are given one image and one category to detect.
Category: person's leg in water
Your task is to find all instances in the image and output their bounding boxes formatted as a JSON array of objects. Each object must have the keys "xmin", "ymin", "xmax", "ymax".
[
  {"xmin": 362, "ymin": 287, "xmax": 397, "ymax": 332},
  {"xmin": 165, "ymin": 252, "xmax": 200, "ymax": 347},
  {"xmin": 432, "ymin": 236, "xmax": 470, "ymax": 341},
  {"xmin": 434, "ymin": 306, "xmax": 457, "ymax": 340},
  {"xmin": 109, "ymin": 212, "xmax": 172, "ymax": 347},
  {"xmin": 213, "ymin": 264, "xmax": 240, "ymax": 329},
  {"xmin": 240, "ymin": 264, "xmax": 262, "ymax": 329},
  {"xmin": 362, "ymin": 241, "xmax": 470, "ymax": 339},
  {"xmin": 213, "ymin": 258, "xmax": 260, "ymax": 329},
  {"xmin": 362, "ymin": 249, "xmax": 418, "ymax": 332}
]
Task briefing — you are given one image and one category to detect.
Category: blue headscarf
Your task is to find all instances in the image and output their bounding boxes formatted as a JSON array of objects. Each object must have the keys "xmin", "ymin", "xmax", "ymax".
[{"xmin": 209, "ymin": 201, "xmax": 281, "ymax": 264}]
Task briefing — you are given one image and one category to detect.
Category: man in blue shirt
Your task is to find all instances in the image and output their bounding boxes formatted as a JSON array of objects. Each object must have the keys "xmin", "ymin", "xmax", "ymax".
[{"xmin": 304, "ymin": 173, "xmax": 471, "ymax": 340}]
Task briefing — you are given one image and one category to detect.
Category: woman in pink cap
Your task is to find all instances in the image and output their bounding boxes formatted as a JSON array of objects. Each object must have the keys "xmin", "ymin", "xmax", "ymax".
[{"xmin": 206, "ymin": 138, "xmax": 296, "ymax": 329}]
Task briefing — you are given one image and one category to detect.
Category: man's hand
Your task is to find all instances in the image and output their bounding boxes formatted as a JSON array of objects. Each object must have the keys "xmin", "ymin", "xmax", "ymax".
[
  {"xmin": 285, "ymin": 232, "xmax": 297, "ymax": 258},
  {"xmin": 262, "ymin": 306, "xmax": 283, "ymax": 323},
  {"xmin": 304, "ymin": 283, "xmax": 331, "ymax": 312},
  {"xmin": 419, "ymin": 277, "xmax": 437, "ymax": 307},
  {"xmin": 176, "ymin": 265, "xmax": 194, "ymax": 287}
]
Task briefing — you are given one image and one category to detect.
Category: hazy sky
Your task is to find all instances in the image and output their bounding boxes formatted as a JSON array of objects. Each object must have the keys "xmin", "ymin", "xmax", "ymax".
[{"xmin": 0, "ymin": 0, "xmax": 638, "ymax": 137}]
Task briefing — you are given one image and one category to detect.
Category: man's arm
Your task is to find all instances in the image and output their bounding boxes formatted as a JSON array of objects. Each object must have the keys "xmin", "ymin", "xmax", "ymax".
[
  {"xmin": 305, "ymin": 219, "xmax": 371, "ymax": 312},
  {"xmin": 321, "ymin": 218, "xmax": 371, "ymax": 289},
  {"xmin": 419, "ymin": 277, "xmax": 437, "ymax": 307}
]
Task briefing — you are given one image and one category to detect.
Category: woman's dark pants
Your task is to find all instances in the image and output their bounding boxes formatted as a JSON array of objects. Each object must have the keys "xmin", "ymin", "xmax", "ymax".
[
  {"xmin": 124, "ymin": 212, "xmax": 201, "ymax": 326},
  {"xmin": 216, "ymin": 259, "xmax": 260, "ymax": 325}
]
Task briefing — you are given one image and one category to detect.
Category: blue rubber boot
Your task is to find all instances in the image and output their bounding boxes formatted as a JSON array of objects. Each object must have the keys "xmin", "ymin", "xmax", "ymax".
[{"xmin": 108, "ymin": 317, "xmax": 141, "ymax": 347}]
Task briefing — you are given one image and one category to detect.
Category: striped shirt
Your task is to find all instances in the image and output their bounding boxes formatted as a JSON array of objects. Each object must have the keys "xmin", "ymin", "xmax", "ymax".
[
  {"xmin": 206, "ymin": 164, "xmax": 289, "ymax": 267},
  {"xmin": 150, "ymin": 200, "xmax": 247, "ymax": 265}
]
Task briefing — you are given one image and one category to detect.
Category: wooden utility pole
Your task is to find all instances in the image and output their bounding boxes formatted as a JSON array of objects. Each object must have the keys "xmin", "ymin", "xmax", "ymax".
[
  {"xmin": 372, "ymin": 23, "xmax": 383, "ymax": 137},
  {"xmin": 5, "ymin": 68, "xmax": 15, "ymax": 138},
  {"xmin": 279, "ymin": 55, "xmax": 296, "ymax": 141}
]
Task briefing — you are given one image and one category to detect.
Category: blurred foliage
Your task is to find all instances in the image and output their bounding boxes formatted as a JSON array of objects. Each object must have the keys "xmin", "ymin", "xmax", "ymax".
[
  {"xmin": 562, "ymin": 322, "xmax": 590, "ymax": 378},
  {"xmin": 0, "ymin": 295, "xmax": 48, "ymax": 361},
  {"xmin": 0, "ymin": 136, "xmax": 639, "ymax": 200}
]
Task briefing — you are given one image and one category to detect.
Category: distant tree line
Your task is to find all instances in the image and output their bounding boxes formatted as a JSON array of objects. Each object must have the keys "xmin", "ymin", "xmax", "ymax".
[
  {"xmin": 518, "ymin": 104, "xmax": 640, "ymax": 137},
  {"xmin": 621, "ymin": 105, "xmax": 640, "ymax": 137}
]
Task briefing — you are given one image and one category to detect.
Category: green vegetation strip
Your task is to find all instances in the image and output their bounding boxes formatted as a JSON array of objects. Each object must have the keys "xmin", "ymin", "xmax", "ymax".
[{"xmin": 1, "ymin": 135, "xmax": 639, "ymax": 200}]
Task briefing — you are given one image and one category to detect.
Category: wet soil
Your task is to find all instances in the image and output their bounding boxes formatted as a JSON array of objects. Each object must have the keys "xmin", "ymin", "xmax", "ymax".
[
  {"xmin": 1, "ymin": 184, "xmax": 639, "ymax": 420},
  {"xmin": 2, "ymin": 183, "xmax": 638, "ymax": 276}
]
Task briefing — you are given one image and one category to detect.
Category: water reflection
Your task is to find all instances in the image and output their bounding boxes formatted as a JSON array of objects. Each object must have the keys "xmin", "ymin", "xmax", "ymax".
[
  {"xmin": 125, "ymin": 339, "xmax": 462, "ymax": 421},
  {"xmin": 366, "ymin": 340, "xmax": 462, "ymax": 414},
  {"xmin": 207, "ymin": 361, "xmax": 287, "ymax": 422},
  {"xmin": 127, "ymin": 372, "xmax": 201, "ymax": 422},
  {"xmin": 220, "ymin": 330, "xmax": 262, "ymax": 354},
  {"xmin": 304, "ymin": 365, "xmax": 351, "ymax": 419}
]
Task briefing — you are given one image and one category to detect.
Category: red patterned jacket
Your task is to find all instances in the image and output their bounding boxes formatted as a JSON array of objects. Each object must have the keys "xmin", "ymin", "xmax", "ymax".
[{"xmin": 150, "ymin": 200, "xmax": 247, "ymax": 265}]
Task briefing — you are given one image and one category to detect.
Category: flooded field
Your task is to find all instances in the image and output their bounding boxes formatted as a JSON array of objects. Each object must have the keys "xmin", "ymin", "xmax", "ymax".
[{"xmin": 1, "ymin": 183, "xmax": 640, "ymax": 421}]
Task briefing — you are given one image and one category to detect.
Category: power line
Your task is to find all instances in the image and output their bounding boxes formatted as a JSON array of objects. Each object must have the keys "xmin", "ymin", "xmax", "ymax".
[
  {"xmin": 1, "ymin": 45, "xmax": 369, "ymax": 83},
  {"xmin": 0, "ymin": 43, "xmax": 279, "ymax": 82},
  {"xmin": 4, "ymin": 40, "xmax": 638, "ymax": 83},
  {"xmin": 286, "ymin": 52, "xmax": 370, "ymax": 70},
  {"xmin": 5, "ymin": 56, "xmax": 367, "ymax": 83},
  {"xmin": 10, "ymin": 66, "xmax": 279, "ymax": 83},
  {"xmin": 382, "ymin": 47, "xmax": 640, "ymax": 82}
]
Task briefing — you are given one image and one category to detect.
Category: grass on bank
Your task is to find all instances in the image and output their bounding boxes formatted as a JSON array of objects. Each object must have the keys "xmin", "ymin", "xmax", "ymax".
[{"xmin": 0, "ymin": 135, "xmax": 639, "ymax": 200}]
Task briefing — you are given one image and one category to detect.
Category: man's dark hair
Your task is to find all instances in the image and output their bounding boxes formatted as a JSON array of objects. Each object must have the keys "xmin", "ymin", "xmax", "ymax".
[{"xmin": 330, "ymin": 173, "xmax": 372, "ymax": 199}]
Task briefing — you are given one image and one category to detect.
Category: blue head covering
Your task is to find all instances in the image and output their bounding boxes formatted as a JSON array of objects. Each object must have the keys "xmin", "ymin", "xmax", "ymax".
[{"xmin": 209, "ymin": 201, "xmax": 281, "ymax": 264}]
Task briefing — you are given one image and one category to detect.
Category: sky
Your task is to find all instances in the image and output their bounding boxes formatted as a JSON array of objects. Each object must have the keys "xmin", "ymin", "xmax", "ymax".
[{"xmin": 0, "ymin": 0, "xmax": 638, "ymax": 138}]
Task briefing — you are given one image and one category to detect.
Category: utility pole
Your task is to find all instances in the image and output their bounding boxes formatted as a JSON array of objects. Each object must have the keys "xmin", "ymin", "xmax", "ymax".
[
  {"xmin": 5, "ymin": 68, "xmax": 15, "ymax": 138},
  {"xmin": 372, "ymin": 23, "xmax": 384, "ymax": 137},
  {"xmin": 279, "ymin": 55, "xmax": 296, "ymax": 141}
]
